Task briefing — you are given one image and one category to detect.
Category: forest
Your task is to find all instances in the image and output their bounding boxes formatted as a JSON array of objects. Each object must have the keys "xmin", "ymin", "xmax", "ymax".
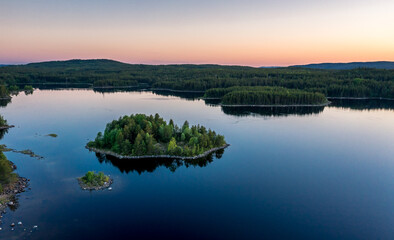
[
  {"xmin": 0, "ymin": 59, "xmax": 393, "ymax": 99},
  {"xmin": 204, "ymin": 86, "xmax": 328, "ymax": 105},
  {"xmin": 0, "ymin": 85, "xmax": 10, "ymax": 99},
  {"xmin": 87, "ymin": 114, "xmax": 227, "ymax": 157}
]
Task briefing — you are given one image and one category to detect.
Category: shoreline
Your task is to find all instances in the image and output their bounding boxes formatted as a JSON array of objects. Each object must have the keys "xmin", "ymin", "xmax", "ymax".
[
  {"xmin": 92, "ymin": 85, "xmax": 139, "ymax": 89},
  {"xmin": 0, "ymin": 176, "xmax": 29, "ymax": 221},
  {"xmin": 205, "ymin": 96, "xmax": 394, "ymax": 101},
  {"xmin": 220, "ymin": 102, "xmax": 331, "ymax": 107},
  {"xmin": 77, "ymin": 177, "xmax": 113, "ymax": 191},
  {"xmin": 86, "ymin": 144, "xmax": 230, "ymax": 160},
  {"xmin": 149, "ymin": 88, "xmax": 205, "ymax": 93},
  {"xmin": 327, "ymin": 97, "xmax": 394, "ymax": 100},
  {"xmin": 0, "ymin": 125, "xmax": 15, "ymax": 130}
]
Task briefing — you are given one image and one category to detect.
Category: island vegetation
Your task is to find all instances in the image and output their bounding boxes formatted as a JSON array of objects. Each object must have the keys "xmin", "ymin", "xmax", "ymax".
[
  {"xmin": 0, "ymin": 115, "xmax": 14, "ymax": 130},
  {"xmin": 78, "ymin": 171, "xmax": 112, "ymax": 190},
  {"xmin": 87, "ymin": 114, "xmax": 228, "ymax": 159},
  {"xmin": 46, "ymin": 133, "xmax": 58, "ymax": 138},
  {"xmin": 0, "ymin": 59, "xmax": 392, "ymax": 99},
  {"xmin": 0, "ymin": 115, "xmax": 8, "ymax": 127},
  {"xmin": 204, "ymin": 86, "xmax": 328, "ymax": 106}
]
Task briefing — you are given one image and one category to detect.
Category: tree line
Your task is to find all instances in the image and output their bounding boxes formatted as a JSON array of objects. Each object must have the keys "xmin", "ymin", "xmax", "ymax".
[
  {"xmin": 221, "ymin": 89, "xmax": 328, "ymax": 105},
  {"xmin": 0, "ymin": 60, "xmax": 392, "ymax": 98}
]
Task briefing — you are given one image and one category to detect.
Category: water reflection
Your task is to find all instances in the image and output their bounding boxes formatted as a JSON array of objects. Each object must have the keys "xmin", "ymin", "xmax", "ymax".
[
  {"xmin": 203, "ymin": 98, "xmax": 222, "ymax": 106},
  {"xmin": 329, "ymin": 99, "xmax": 394, "ymax": 110},
  {"xmin": 0, "ymin": 129, "xmax": 8, "ymax": 140},
  {"xmin": 92, "ymin": 86, "xmax": 144, "ymax": 94},
  {"xmin": 150, "ymin": 90, "xmax": 204, "ymax": 101},
  {"xmin": 211, "ymin": 99, "xmax": 394, "ymax": 117},
  {"xmin": 221, "ymin": 106, "xmax": 325, "ymax": 117},
  {"xmin": 95, "ymin": 149, "xmax": 225, "ymax": 174},
  {"xmin": 0, "ymin": 98, "xmax": 11, "ymax": 108}
]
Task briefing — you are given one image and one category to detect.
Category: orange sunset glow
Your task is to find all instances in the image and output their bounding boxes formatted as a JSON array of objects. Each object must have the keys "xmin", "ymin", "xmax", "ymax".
[{"xmin": 1, "ymin": 0, "xmax": 394, "ymax": 66}]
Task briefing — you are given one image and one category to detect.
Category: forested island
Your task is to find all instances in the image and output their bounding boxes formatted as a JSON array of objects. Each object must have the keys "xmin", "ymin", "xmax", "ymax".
[
  {"xmin": 87, "ymin": 114, "xmax": 228, "ymax": 159},
  {"xmin": 0, "ymin": 59, "xmax": 393, "ymax": 99},
  {"xmin": 78, "ymin": 171, "xmax": 112, "ymax": 190},
  {"xmin": 204, "ymin": 86, "xmax": 329, "ymax": 106}
]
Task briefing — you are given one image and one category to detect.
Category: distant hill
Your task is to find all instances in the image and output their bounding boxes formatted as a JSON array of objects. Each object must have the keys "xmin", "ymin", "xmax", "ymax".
[
  {"xmin": 291, "ymin": 61, "xmax": 394, "ymax": 70},
  {"xmin": 25, "ymin": 59, "xmax": 129, "ymax": 68}
]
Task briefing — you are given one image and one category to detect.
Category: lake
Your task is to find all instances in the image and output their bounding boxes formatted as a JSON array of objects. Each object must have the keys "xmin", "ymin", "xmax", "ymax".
[{"xmin": 0, "ymin": 89, "xmax": 393, "ymax": 239}]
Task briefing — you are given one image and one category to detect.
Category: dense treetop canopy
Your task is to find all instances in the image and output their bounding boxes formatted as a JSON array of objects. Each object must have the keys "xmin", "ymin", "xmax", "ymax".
[
  {"xmin": 87, "ymin": 114, "xmax": 227, "ymax": 157},
  {"xmin": 205, "ymin": 86, "xmax": 328, "ymax": 105}
]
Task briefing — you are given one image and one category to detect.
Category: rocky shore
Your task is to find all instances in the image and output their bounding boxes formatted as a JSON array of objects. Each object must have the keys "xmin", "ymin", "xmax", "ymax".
[
  {"xmin": 86, "ymin": 144, "xmax": 230, "ymax": 160},
  {"xmin": 0, "ymin": 176, "xmax": 29, "ymax": 221},
  {"xmin": 77, "ymin": 177, "xmax": 113, "ymax": 191},
  {"xmin": 0, "ymin": 144, "xmax": 44, "ymax": 160},
  {"xmin": 0, "ymin": 125, "xmax": 15, "ymax": 130}
]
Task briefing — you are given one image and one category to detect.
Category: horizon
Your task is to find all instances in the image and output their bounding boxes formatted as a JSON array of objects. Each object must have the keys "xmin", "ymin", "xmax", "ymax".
[
  {"xmin": 1, "ymin": 0, "xmax": 394, "ymax": 66},
  {"xmin": 1, "ymin": 58, "xmax": 394, "ymax": 68}
]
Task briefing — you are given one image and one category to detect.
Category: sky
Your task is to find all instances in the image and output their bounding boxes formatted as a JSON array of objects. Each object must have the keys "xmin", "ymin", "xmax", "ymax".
[{"xmin": 1, "ymin": 0, "xmax": 394, "ymax": 66}]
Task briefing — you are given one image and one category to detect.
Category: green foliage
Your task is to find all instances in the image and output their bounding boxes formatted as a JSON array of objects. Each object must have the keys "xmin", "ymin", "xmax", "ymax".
[
  {"xmin": 0, "ymin": 151, "xmax": 18, "ymax": 189},
  {"xmin": 0, "ymin": 85, "xmax": 9, "ymax": 98},
  {"xmin": 88, "ymin": 113, "xmax": 227, "ymax": 157},
  {"xmin": 167, "ymin": 137, "xmax": 178, "ymax": 154},
  {"xmin": 8, "ymin": 85, "xmax": 19, "ymax": 92},
  {"xmin": 23, "ymin": 85, "xmax": 34, "ymax": 94},
  {"xmin": 213, "ymin": 86, "xmax": 328, "ymax": 105},
  {"xmin": 81, "ymin": 171, "xmax": 110, "ymax": 187},
  {"xmin": 0, "ymin": 115, "xmax": 7, "ymax": 127}
]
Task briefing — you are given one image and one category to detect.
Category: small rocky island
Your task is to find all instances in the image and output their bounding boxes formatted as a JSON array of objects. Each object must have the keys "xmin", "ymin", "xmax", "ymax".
[
  {"xmin": 78, "ymin": 171, "xmax": 112, "ymax": 190},
  {"xmin": 86, "ymin": 113, "xmax": 228, "ymax": 159}
]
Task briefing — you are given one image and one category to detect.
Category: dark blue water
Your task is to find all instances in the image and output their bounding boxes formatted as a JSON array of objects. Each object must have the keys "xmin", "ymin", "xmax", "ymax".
[{"xmin": 0, "ymin": 89, "xmax": 393, "ymax": 239}]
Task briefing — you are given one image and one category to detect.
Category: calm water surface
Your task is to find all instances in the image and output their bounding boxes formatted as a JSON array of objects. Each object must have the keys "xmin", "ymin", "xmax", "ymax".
[{"xmin": 0, "ymin": 89, "xmax": 393, "ymax": 239}]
